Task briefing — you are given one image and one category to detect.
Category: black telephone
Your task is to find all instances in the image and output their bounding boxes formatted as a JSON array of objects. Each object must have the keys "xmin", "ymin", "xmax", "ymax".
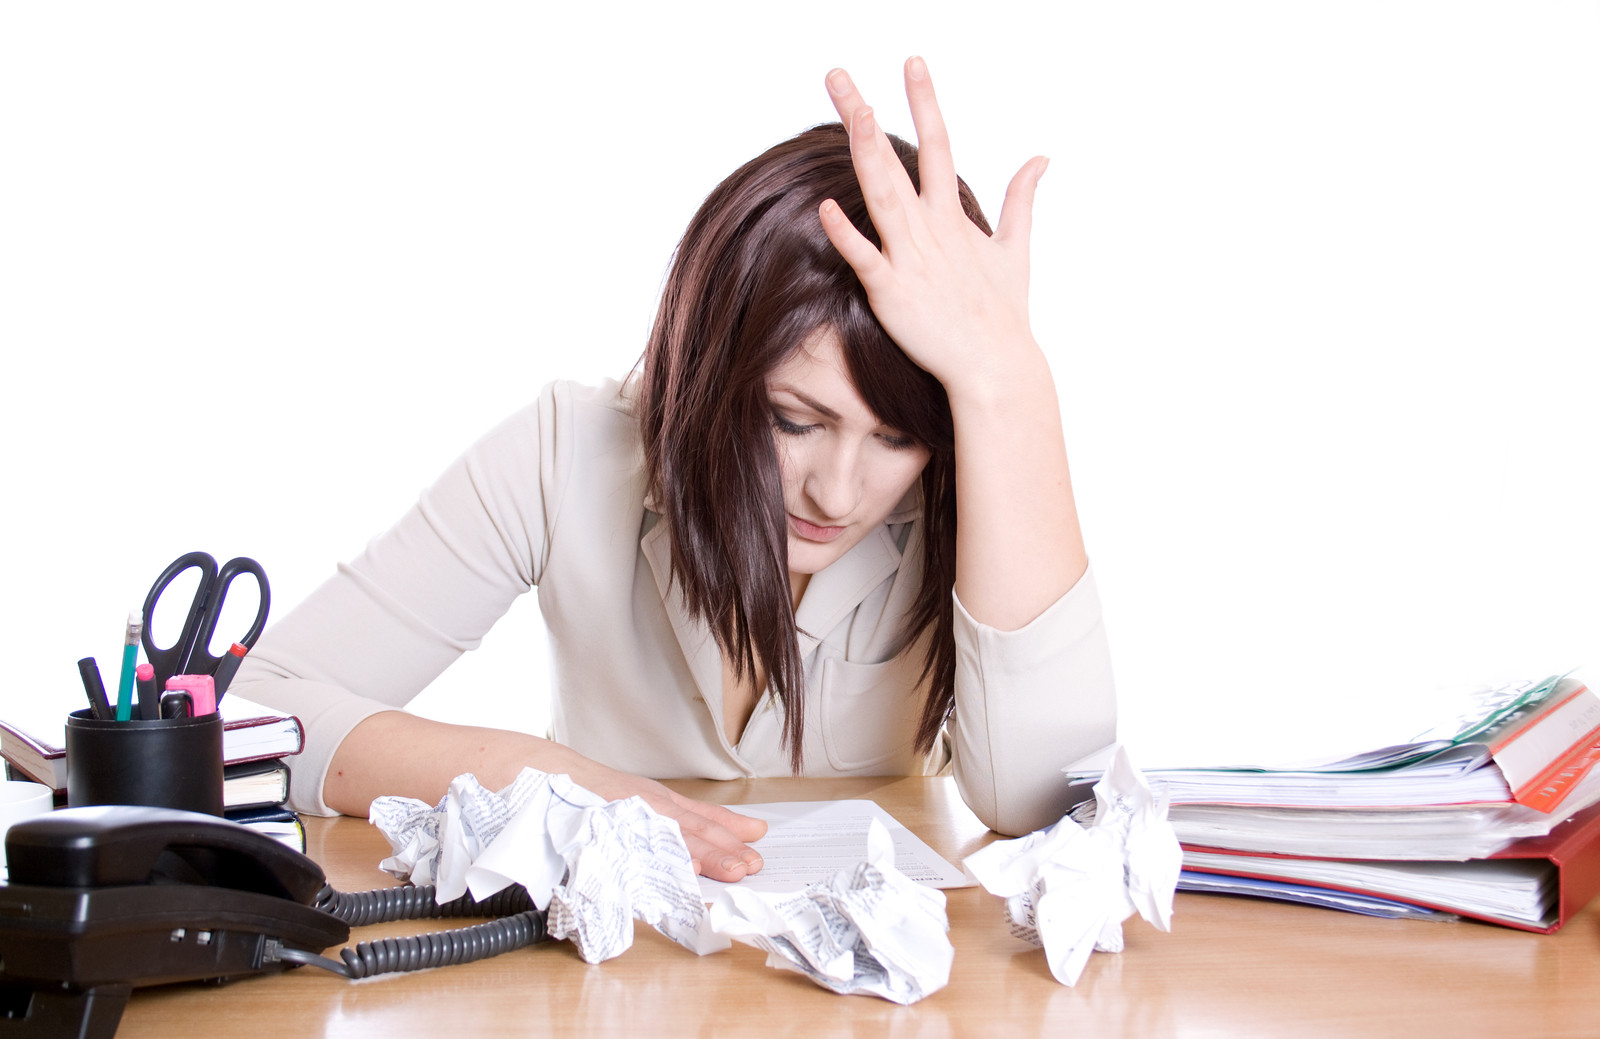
[{"xmin": 0, "ymin": 806, "xmax": 547, "ymax": 1039}]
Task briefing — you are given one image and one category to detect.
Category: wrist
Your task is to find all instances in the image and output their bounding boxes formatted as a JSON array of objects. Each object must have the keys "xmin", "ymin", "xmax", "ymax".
[{"xmin": 941, "ymin": 339, "xmax": 1056, "ymax": 414}]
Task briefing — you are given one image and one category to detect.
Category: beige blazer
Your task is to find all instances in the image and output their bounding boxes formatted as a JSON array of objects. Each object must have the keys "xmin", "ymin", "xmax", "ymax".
[{"xmin": 232, "ymin": 380, "xmax": 1116, "ymax": 835}]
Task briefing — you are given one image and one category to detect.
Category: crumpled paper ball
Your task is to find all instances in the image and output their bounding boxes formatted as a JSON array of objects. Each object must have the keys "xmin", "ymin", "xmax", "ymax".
[
  {"xmin": 370, "ymin": 769, "xmax": 725, "ymax": 963},
  {"xmin": 963, "ymin": 745, "xmax": 1182, "ymax": 985},
  {"xmin": 707, "ymin": 818, "xmax": 953, "ymax": 1004}
]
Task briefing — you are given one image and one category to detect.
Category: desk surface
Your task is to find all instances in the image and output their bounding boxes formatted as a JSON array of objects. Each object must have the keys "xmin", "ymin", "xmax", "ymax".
[{"xmin": 112, "ymin": 776, "xmax": 1600, "ymax": 1038}]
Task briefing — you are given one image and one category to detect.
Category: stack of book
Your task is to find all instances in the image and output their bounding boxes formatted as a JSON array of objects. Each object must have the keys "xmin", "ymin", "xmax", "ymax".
[
  {"xmin": 1, "ymin": 694, "xmax": 307, "ymax": 852},
  {"xmin": 1067, "ymin": 674, "xmax": 1600, "ymax": 931}
]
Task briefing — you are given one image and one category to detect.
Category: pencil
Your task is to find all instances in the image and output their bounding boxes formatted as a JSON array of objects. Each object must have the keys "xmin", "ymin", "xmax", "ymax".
[{"xmin": 116, "ymin": 610, "xmax": 141, "ymax": 722}]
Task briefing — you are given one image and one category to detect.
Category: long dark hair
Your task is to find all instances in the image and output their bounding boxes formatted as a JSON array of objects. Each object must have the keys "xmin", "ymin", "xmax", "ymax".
[{"xmin": 639, "ymin": 122, "xmax": 992, "ymax": 771}]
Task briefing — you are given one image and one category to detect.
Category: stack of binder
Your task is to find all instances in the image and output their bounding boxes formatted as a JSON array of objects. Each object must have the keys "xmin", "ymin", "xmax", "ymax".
[
  {"xmin": 1, "ymin": 694, "xmax": 307, "ymax": 852},
  {"xmin": 1068, "ymin": 675, "xmax": 1600, "ymax": 931}
]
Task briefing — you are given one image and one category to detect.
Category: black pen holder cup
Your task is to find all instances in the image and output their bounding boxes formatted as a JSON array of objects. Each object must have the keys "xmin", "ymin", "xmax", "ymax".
[{"xmin": 64, "ymin": 709, "xmax": 224, "ymax": 816}]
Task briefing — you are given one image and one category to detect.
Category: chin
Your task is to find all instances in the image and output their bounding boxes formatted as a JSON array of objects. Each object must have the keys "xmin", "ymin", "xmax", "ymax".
[{"xmin": 786, "ymin": 539, "xmax": 843, "ymax": 576}]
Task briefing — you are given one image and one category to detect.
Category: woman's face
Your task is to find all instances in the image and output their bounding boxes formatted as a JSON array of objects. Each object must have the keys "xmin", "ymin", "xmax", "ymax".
[{"xmin": 766, "ymin": 329, "xmax": 932, "ymax": 582}]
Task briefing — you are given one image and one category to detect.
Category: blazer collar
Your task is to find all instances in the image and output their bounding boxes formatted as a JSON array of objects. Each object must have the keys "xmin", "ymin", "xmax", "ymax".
[{"xmin": 791, "ymin": 525, "xmax": 902, "ymax": 655}]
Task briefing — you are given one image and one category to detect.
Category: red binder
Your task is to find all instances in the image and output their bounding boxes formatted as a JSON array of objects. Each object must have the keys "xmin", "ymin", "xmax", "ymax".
[
  {"xmin": 1180, "ymin": 798, "xmax": 1600, "ymax": 933},
  {"xmin": 1489, "ymin": 797, "xmax": 1600, "ymax": 932}
]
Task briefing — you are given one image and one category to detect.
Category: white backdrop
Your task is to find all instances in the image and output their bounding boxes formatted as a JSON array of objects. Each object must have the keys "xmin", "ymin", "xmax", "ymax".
[{"xmin": 3, "ymin": 2, "xmax": 1596, "ymax": 767}]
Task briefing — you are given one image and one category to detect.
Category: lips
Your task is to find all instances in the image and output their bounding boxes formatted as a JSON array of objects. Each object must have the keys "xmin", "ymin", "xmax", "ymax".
[{"xmin": 788, "ymin": 514, "xmax": 847, "ymax": 543}]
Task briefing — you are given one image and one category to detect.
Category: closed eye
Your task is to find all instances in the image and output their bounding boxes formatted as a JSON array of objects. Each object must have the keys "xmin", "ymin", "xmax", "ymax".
[
  {"xmin": 772, "ymin": 412, "xmax": 816, "ymax": 437},
  {"xmin": 877, "ymin": 430, "xmax": 920, "ymax": 451}
]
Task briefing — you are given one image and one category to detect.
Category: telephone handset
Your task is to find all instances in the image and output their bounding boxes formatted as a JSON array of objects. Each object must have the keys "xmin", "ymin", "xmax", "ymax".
[
  {"xmin": 10, "ymin": 802, "xmax": 330, "ymax": 898},
  {"xmin": 0, "ymin": 806, "xmax": 547, "ymax": 1039}
]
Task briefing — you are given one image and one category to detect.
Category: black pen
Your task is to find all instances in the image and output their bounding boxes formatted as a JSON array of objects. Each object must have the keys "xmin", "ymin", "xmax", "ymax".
[{"xmin": 77, "ymin": 657, "xmax": 113, "ymax": 721}]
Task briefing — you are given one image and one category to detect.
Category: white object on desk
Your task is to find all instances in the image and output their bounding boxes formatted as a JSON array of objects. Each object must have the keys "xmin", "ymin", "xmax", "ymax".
[
  {"xmin": 370, "ymin": 769, "xmax": 723, "ymax": 962},
  {"xmin": 696, "ymin": 800, "xmax": 970, "ymax": 900},
  {"xmin": 0, "ymin": 780, "xmax": 53, "ymax": 879},
  {"xmin": 707, "ymin": 818, "xmax": 954, "ymax": 1005},
  {"xmin": 967, "ymin": 745, "xmax": 1182, "ymax": 986}
]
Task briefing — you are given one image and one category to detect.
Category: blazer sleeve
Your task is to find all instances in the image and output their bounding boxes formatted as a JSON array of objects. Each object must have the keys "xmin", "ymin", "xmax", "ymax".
[
  {"xmin": 229, "ymin": 385, "xmax": 569, "ymax": 816},
  {"xmin": 949, "ymin": 563, "xmax": 1117, "ymax": 836}
]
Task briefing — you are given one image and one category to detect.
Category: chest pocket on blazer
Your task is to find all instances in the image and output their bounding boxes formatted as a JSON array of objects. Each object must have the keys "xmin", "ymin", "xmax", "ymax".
[{"xmin": 818, "ymin": 654, "xmax": 925, "ymax": 773}]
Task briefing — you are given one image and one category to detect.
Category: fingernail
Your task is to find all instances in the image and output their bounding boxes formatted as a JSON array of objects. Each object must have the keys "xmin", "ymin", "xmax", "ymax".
[
  {"xmin": 827, "ymin": 68, "xmax": 850, "ymax": 95},
  {"xmin": 906, "ymin": 56, "xmax": 926, "ymax": 81},
  {"xmin": 721, "ymin": 856, "xmax": 745, "ymax": 874},
  {"xmin": 857, "ymin": 107, "xmax": 875, "ymax": 135}
]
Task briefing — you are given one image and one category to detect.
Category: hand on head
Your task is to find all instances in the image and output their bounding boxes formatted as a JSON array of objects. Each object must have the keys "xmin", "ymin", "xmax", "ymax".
[{"xmin": 820, "ymin": 58, "xmax": 1045, "ymax": 392}]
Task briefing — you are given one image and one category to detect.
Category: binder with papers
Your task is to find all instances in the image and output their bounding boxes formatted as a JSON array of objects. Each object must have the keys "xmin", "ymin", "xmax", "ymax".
[
  {"xmin": 1067, "ymin": 673, "xmax": 1600, "ymax": 931},
  {"xmin": 1178, "ymin": 798, "xmax": 1600, "ymax": 933}
]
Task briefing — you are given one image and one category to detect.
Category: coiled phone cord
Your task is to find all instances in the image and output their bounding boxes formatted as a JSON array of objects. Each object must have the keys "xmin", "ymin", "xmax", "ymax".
[{"xmin": 271, "ymin": 883, "xmax": 549, "ymax": 979}]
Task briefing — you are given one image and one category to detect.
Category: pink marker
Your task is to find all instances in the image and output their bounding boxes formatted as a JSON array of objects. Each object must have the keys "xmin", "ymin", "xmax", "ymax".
[
  {"xmin": 135, "ymin": 662, "xmax": 159, "ymax": 720},
  {"xmin": 164, "ymin": 674, "xmax": 217, "ymax": 716}
]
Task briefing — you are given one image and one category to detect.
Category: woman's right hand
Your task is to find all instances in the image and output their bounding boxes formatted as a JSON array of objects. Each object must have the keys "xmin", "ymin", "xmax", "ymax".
[
  {"xmin": 326, "ymin": 712, "xmax": 767, "ymax": 883},
  {"xmin": 570, "ymin": 763, "xmax": 768, "ymax": 882}
]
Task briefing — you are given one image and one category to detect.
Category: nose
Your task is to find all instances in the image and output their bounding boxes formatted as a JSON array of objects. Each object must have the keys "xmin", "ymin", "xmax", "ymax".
[{"xmin": 802, "ymin": 440, "xmax": 863, "ymax": 521}]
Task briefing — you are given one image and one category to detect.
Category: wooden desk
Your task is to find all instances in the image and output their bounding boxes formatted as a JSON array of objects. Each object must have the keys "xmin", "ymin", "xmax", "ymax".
[{"xmin": 111, "ymin": 776, "xmax": 1600, "ymax": 1038}]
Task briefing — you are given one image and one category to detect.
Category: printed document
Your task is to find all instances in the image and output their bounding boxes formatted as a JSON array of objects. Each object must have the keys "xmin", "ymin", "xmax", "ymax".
[{"xmin": 696, "ymin": 800, "xmax": 970, "ymax": 900}]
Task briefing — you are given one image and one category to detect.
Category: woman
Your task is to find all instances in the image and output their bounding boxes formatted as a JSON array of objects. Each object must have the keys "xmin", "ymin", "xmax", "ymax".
[{"xmin": 232, "ymin": 60, "xmax": 1116, "ymax": 881}]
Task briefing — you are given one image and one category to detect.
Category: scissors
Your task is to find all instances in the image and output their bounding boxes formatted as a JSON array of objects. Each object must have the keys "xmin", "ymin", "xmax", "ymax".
[{"xmin": 140, "ymin": 551, "xmax": 271, "ymax": 696}]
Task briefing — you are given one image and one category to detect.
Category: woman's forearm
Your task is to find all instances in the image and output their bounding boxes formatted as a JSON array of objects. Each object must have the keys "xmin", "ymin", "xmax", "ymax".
[
  {"xmin": 322, "ymin": 710, "xmax": 587, "ymax": 816},
  {"xmin": 945, "ymin": 343, "xmax": 1089, "ymax": 631},
  {"xmin": 321, "ymin": 710, "xmax": 770, "ymax": 882}
]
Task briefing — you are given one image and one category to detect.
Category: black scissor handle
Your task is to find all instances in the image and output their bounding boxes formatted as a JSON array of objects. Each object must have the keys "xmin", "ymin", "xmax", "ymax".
[
  {"xmin": 207, "ymin": 556, "xmax": 272, "ymax": 651},
  {"xmin": 180, "ymin": 556, "xmax": 271, "ymax": 682},
  {"xmin": 141, "ymin": 551, "xmax": 219, "ymax": 685}
]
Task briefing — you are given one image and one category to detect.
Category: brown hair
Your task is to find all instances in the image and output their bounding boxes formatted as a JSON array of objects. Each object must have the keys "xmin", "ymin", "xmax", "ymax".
[{"xmin": 640, "ymin": 122, "xmax": 992, "ymax": 770}]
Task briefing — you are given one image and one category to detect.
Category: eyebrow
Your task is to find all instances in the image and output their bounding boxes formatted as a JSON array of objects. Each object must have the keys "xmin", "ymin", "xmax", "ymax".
[{"xmin": 769, "ymin": 386, "xmax": 842, "ymax": 422}]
